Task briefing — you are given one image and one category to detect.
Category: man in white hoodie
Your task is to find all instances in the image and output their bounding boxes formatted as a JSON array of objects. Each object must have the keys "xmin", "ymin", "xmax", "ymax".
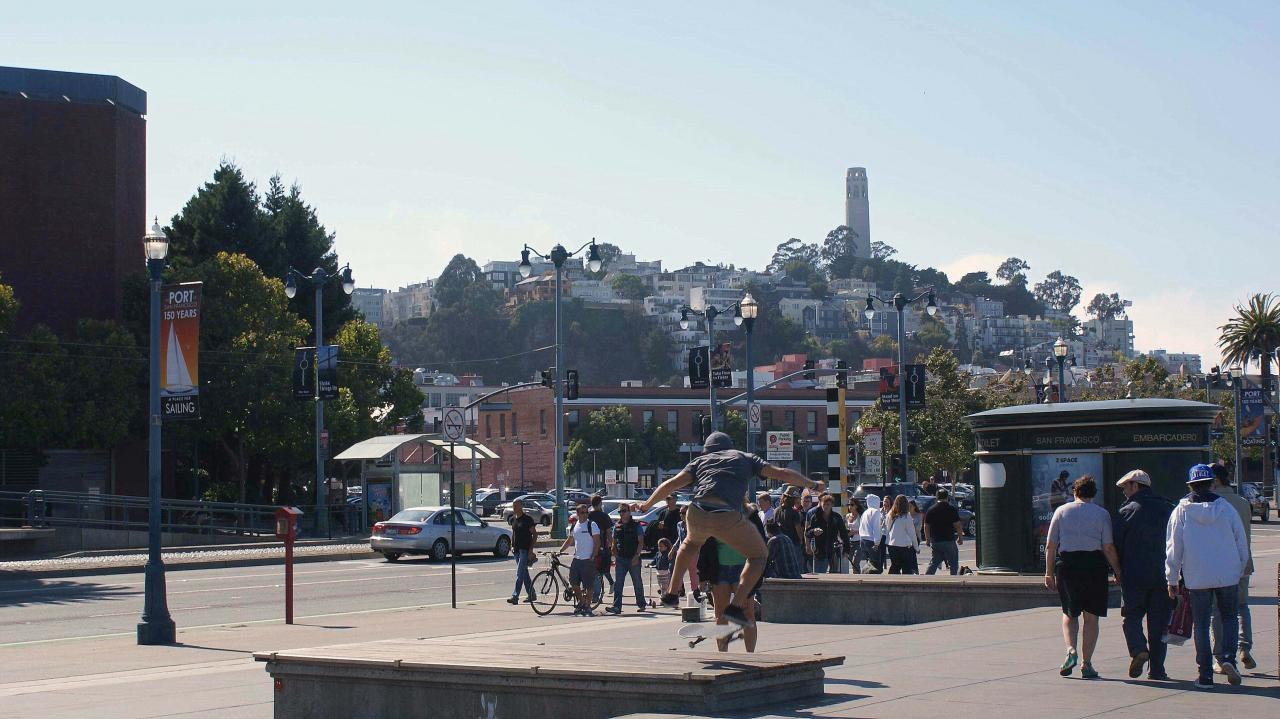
[
  {"xmin": 1164, "ymin": 463, "xmax": 1249, "ymax": 690},
  {"xmin": 857, "ymin": 494, "xmax": 885, "ymax": 574}
]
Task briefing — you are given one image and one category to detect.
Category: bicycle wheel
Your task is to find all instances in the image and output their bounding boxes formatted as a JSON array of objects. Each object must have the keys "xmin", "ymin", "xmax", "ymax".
[{"xmin": 529, "ymin": 570, "xmax": 559, "ymax": 616}]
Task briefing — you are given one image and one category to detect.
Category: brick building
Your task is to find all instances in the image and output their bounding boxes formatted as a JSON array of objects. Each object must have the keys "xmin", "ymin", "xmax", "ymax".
[
  {"xmin": 0, "ymin": 66, "xmax": 147, "ymax": 335},
  {"xmin": 473, "ymin": 384, "xmax": 876, "ymax": 492}
]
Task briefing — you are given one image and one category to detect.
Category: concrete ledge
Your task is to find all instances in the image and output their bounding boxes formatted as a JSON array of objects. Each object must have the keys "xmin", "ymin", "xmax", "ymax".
[
  {"xmin": 762, "ymin": 574, "xmax": 1121, "ymax": 625},
  {"xmin": 0, "ymin": 528, "xmax": 57, "ymax": 541},
  {"xmin": 254, "ymin": 639, "xmax": 844, "ymax": 719}
]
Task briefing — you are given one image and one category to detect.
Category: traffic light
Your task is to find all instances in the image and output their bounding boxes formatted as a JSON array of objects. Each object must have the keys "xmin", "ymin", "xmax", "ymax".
[
  {"xmin": 540, "ymin": 368, "xmax": 553, "ymax": 388},
  {"xmin": 890, "ymin": 453, "xmax": 905, "ymax": 481},
  {"xmin": 565, "ymin": 369, "xmax": 579, "ymax": 400},
  {"xmin": 803, "ymin": 359, "xmax": 815, "ymax": 381},
  {"xmin": 835, "ymin": 360, "xmax": 848, "ymax": 389}
]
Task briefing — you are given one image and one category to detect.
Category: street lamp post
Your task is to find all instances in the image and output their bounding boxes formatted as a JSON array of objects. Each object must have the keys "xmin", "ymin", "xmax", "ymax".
[
  {"xmin": 586, "ymin": 447, "xmax": 602, "ymax": 491},
  {"xmin": 519, "ymin": 239, "xmax": 602, "ymax": 538},
  {"xmin": 1053, "ymin": 337, "xmax": 1069, "ymax": 402},
  {"xmin": 138, "ymin": 219, "xmax": 176, "ymax": 645},
  {"xmin": 1229, "ymin": 365, "xmax": 1244, "ymax": 487},
  {"xmin": 739, "ymin": 293, "xmax": 759, "ymax": 491},
  {"xmin": 513, "ymin": 439, "xmax": 530, "ymax": 491},
  {"xmin": 284, "ymin": 264, "xmax": 355, "ymax": 536},
  {"xmin": 864, "ymin": 289, "xmax": 937, "ymax": 480},
  {"xmin": 680, "ymin": 296, "xmax": 751, "ymax": 432},
  {"xmin": 616, "ymin": 437, "xmax": 635, "ymax": 497}
]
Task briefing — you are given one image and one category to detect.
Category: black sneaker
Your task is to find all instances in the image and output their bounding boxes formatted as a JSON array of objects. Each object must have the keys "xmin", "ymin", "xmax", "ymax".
[
  {"xmin": 605, "ymin": 606, "xmax": 622, "ymax": 615},
  {"xmin": 659, "ymin": 592, "xmax": 680, "ymax": 609},
  {"xmin": 722, "ymin": 604, "xmax": 752, "ymax": 628},
  {"xmin": 636, "ymin": 605, "xmax": 647, "ymax": 612},
  {"xmin": 1221, "ymin": 662, "xmax": 1241, "ymax": 686},
  {"xmin": 506, "ymin": 596, "xmax": 519, "ymax": 605},
  {"xmin": 524, "ymin": 594, "xmax": 537, "ymax": 603},
  {"xmin": 1147, "ymin": 670, "xmax": 1170, "ymax": 681},
  {"xmin": 1128, "ymin": 651, "xmax": 1149, "ymax": 678}
]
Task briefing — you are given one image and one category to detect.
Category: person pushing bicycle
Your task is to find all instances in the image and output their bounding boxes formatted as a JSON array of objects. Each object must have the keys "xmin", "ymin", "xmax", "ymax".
[{"xmin": 636, "ymin": 431, "xmax": 820, "ymax": 629}]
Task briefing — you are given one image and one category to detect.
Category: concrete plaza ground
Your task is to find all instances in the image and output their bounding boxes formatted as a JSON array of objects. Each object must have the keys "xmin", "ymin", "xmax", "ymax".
[{"xmin": 1, "ymin": 564, "xmax": 1274, "ymax": 717}]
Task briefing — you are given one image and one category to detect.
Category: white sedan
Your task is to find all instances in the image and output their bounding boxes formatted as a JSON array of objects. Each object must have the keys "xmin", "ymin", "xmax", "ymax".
[{"xmin": 370, "ymin": 506, "xmax": 513, "ymax": 562}]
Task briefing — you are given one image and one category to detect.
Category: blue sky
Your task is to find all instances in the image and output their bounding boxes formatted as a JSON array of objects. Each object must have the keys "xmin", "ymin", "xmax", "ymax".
[{"xmin": 9, "ymin": 2, "xmax": 1278, "ymax": 364}]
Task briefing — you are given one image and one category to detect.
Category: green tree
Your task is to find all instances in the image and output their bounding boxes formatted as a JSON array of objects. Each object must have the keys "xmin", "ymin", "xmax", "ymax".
[
  {"xmin": 767, "ymin": 238, "xmax": 819, "ymax": 274},
  {"xmin": 585, "ymin": 242, "xmax": 622, "ymax": 280},
  {"xmin": 819, "ymin": 225, "xmax": 859, "ymax": 273},
  {"xmin": 1033, "ymin": 270, "xmax": 1083, "ymax": 313},
  {"xmin": 869, "ymin": 334, "xmax": 897, "ymax": 358},
  {"xmin": 953, "ymin": 317, "xmax": 972, "ymax": 364},
  {"xmin": 870, "ymin": 241, "xmax": 897, "ymax": 261},
  {"xmin": 910, "ymin": 315, "xmax": 951, "ymax": 360},
  {"xmin": 996, "ymin": 257, "xmax": 1030, "ymax": 286},
  {"xmin": 564, "ymin": 406, "xmax": 637, "ymax": 479},
  {"xmin": 1086, "ymin": 292, "xmax": 1127, "ymax": 320},
  {"xmin": 0, "ymin": 272, "xmax": 17, "ymax": 335},
  {"xmin": 1218, "ymin": 292, "xmax": 1280, "ymax": 483},
  {"xmin": 610, "ymin": 273, "xmax": 649, "ymax": 301}
]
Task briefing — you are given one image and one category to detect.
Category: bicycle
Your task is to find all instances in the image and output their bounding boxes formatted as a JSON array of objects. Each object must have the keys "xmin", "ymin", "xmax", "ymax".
[{"xmin": 529, "ymin": 552, "xmax": 604, "ymax": 616}]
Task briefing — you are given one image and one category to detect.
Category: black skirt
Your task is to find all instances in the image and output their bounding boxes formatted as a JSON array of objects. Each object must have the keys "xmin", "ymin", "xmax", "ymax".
[{"xmin": 1055, "ymin": 550, "xmax": 1109, "ymax": 618}]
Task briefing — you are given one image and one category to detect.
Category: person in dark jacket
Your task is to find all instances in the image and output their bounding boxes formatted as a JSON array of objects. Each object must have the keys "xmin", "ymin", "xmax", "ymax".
[
  {"xmin": 646, "ymin": 494, "xmax": 681, "ymax": 550},
  {"xmin": 507, "ymin": 499, "xmax": 539, "ymax": 604},
  {"xmin": 805, "ymin": 492, "xmax": 850, "ymax": 573},
  {"xmin": 1113, "ymin": 469, "xmax": 1175, "ymax": 680}
]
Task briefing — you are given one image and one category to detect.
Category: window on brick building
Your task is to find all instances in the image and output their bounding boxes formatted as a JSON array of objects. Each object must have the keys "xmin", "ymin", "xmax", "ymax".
[
  {"xmin": 567, "ymin": 410, "xmax": 579, "ymax": 437},
  {"xmin": 485, "ymin": 414, "xmax": 492, "ymax": 438},
  {"xmin": 807, "ymin": 411, "xmax": 817, "ymax": 436},
  {"xmin": 512, "ymin": 412, "xmax": 518, "ymax": 436},
  {"xmin": 784, "ymin": 410, "xmax": 795, "ymax": 431},
  {"xmin": 764, "ymin": 410, "xmax": 773, "ymax": 429},
  {"xmin": 666, "ymin": 410, "xmax": 678, "ymax": 434},
  {"xmin": 540, "ymin": 409, "xmax": 546, "ymax": 434},
  {"xmin": 643, "ymin": 410, "xmax": 654, "ymax": 427},
  {"xmin": 499, "ymin": 414, "xmax": 506, "ymax": 437}
]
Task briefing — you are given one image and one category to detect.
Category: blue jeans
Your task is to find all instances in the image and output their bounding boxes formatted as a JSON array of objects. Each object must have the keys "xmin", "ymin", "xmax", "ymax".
[
  {"xmin": 1189, "ymin": 585, "xmax": 1238, "ymax": 682},
  {"xmin": 1212, "ymin": 575, "xmax": 1252, "ymax": 653},
  {"xmin": 860, "ymin": 539, "xmax": 885, "ymax": 572},
  {"xmin": 511, "ymin": 548, "xmax": 535, "ymax": 600},
  {"xmin": 926, "ymin": 540, "xmax": 959, "ymax": 575},
  {"xmin": 1121, "ymin": 584, "xmax": 1170, "ymax": 675},
  {"xmin": 612, "ymin": 556, "xmax": 645, "ymax": 610}
]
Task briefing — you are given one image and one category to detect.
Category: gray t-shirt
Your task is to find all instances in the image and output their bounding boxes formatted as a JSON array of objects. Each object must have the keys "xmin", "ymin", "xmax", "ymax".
[
  {"xmin": 1047, "ymin": 499, "xmax": 1113, "ymax": 553},
  {"xmin": 684, "ymin": 449, "xmax": 768, "ymax": 509}
]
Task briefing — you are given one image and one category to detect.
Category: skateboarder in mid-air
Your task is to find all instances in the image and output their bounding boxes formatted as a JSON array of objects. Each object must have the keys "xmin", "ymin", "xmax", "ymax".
[{"xmin": 636, "ymin": 432, "xmax": 820, "ymax": 629}]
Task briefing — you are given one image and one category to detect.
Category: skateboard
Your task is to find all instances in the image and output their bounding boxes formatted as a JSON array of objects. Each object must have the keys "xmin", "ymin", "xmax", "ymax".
[{"xmin": 678, "ymin": 622, "xmax": 744, "ymax": 649}]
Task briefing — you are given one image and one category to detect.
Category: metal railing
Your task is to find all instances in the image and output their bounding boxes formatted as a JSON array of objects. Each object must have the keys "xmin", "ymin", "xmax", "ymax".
[{"xmin": 0, "ymin": 490, "xmax": 366, "ymax": 540}]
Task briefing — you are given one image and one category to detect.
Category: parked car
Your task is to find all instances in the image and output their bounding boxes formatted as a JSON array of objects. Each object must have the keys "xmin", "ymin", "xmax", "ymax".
[
  {"xmin": 494, "ymin": 493, "xmax": 554, "ymax": 518},
  {"xmin": 849, "ymin": 481, "xmax": 922, "ymax": 506},
  {"xmin": 1240, "ymin": 483, "xmax": 1270, "ymax": 523},
  {"xmin": 370, "ymin": 507, "xmax": 512, "ymax": 562},
  {"xmin": 911, "ymin": 495, "xmax": 976, "ymax": 537},
  {"xmin": 474, "ymin": 489, "xmax": 524, "ymax": 517},
  {"xmin": 501, "ymin": 498, "xmax": 557, "ymax": 526}
]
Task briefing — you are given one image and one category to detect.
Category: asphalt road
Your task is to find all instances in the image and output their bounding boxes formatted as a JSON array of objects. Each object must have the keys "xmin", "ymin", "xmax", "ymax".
[{"xmin": 0, "ymin": 554, "xmax": 522, "ymax": 646}]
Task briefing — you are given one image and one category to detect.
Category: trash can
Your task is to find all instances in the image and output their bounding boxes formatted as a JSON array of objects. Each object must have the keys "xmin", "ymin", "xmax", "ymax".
[{"xmin": 966, "ymin": 398, "xmax": 1220, "ymax": 574}]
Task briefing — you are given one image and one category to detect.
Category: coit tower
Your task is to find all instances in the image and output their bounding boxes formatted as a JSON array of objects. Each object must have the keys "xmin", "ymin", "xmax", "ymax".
[{"xmin": 845, "ymin": 167, "xmax": 870, "ymax": 258}]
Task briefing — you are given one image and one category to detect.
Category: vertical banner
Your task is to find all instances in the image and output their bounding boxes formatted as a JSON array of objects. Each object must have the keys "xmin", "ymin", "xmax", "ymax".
[
  {"xmin": 904, "ymin": 364, "xmax": 926, "ymax": 409},
  {"xmin": 710, "ymin": 342, "xmax": 733, "ymax": 388},
  {"xmin": 1240, "ymin": 387, "xmax": 1265, "ymax": 446},
  {"xmin": 160, "ymin": 282, "xmax": 201, "ymax": 420},
  {"xmin": 317, "ymin": 345, "xmax": 340, "ymax": 400},
  {"xmin": 687, "ymin": 346, "xmax": 709, "ymax": 389},
  {"xmin": 878, "ymin": 366, "xmax": 899, "ymax": 410},
  {"xmin": 293, "ymin": 347, "xmax": 315, "ymax": 399}
]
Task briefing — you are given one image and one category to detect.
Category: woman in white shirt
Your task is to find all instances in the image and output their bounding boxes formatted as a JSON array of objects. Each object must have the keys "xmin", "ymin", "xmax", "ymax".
[
  {"xmin": 845, "ymin": 499, "xmax": 862, "ymax": 573},
  {"xmin": 884, "ymin": 495, "xmax": 920, "ymax": 574}
]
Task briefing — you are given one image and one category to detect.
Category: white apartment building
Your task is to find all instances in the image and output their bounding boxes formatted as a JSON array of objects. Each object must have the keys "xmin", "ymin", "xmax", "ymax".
[
  {"xmin": 383, "ymin": 281, "xmax": 435, "ymax": 325},
  {"xmin": 351, "ymin": 287, "xmax": 387, "ymax": 328}
]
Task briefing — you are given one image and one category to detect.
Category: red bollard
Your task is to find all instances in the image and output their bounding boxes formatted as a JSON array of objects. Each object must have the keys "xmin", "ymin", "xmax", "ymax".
[{"xmin": 275, "ymin": 507, "xmax": 303, "ymax": 624}]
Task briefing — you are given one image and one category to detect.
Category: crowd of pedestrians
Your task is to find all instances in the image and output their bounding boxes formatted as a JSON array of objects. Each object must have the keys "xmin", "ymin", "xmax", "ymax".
[{"xmin": 1043, "ymin": 462, "xmax": 1253, "ymax": 689}]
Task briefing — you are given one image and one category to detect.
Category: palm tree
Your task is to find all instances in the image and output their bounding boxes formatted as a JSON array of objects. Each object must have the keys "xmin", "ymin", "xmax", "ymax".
[{"xmin": 1219, "ymin": 293, "xmax": 1280, "ymax": 483}]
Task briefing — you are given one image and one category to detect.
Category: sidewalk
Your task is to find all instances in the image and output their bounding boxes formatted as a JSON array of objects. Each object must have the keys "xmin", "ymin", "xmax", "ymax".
[{"xmin": 2, "ymin": 564, "xmax": 1274, "ymax": 718}]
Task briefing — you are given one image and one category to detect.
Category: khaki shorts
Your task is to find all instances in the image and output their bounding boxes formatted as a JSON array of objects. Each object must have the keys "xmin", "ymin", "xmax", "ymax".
[{"xmin": 685, "ymin": 504, "xmax": 766, "ymax": 562}]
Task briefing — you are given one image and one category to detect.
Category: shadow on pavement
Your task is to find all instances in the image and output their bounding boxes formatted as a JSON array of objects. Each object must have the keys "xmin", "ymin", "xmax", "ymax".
[
  {"xmin": 0, "ymin": 577, "xmax": 134, "ymax": 607},
  {"xmin": 724, "ymin": 690, "xmax": 871, "ymax": 719}
]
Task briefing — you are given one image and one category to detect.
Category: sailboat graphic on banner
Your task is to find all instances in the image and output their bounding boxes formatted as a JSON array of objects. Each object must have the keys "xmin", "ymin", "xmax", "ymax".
[{"xmin": 163, "ymin": 323, "xmax": 195, "ymax": 394}]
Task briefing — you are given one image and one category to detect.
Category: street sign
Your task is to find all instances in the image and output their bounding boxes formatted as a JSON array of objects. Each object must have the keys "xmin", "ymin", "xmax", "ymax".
[
  {"xmin": 863, "ymin": 428, "xmax": 883, "ymax": 453},
  {"xmin": 747, "ymin": 402, "xmax": 761, "ymax": 433},
  {"xmin": 766, "ymin": 431, "xmax": 794, "ymax": 462},
  {"xmin": 604, "ymin": 469, "xmax": 618, "ymax": 485},
  {"xmin": 442, "ymin": 408, "xmax": 466, "ymax": 442},
  {"xmin": 864, "ymin": 455, "xmax": 882, "ymax": 475}
]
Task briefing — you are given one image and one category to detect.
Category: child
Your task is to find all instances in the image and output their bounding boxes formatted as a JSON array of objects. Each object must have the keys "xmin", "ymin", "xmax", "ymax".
[{"xmin": 653, "ymin": 537, "xmax": 673, "ymax": 601}]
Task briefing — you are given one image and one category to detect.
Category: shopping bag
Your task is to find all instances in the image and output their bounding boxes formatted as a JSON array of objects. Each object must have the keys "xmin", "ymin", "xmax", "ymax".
[{"xmin": 1162, "ymin": 585, "xmax": 1192, "ymax": 646}]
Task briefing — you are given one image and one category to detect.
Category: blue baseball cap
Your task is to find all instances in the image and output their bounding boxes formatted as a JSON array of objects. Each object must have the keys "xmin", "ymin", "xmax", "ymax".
[{"xmin": 1187, "ymin": 464, "xmax": 1215, "ymax": 483}]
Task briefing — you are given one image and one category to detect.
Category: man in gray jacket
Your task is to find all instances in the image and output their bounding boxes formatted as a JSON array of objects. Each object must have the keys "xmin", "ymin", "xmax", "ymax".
[{"xmin": 1209, "ymin": 463, "xmax": 1254, "ymax": 671}]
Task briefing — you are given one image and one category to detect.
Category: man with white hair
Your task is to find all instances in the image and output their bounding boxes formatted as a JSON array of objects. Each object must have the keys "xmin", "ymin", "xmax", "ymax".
[{"xmin": 1112, "ymin": 469, "xmax": 1174, "ymax": 680}]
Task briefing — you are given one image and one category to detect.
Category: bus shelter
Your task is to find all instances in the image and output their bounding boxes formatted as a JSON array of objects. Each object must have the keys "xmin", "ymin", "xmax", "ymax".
[
  {"xmin": 966, "ymin": 398, "xmax": 1220, "ymax": 574},
  {"xmin": 334, "ymin": 434, "xmax": 500, "ymax": 525}
]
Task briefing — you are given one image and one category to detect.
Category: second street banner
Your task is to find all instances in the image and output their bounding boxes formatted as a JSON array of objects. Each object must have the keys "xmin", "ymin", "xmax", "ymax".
[
  {"xmin": 1240, "ymin": 387, "xmax": 1265, "ymax": 446},
  {"xmin": 160, "ymin": 282, "xmax": 201, "ymax": 420}
]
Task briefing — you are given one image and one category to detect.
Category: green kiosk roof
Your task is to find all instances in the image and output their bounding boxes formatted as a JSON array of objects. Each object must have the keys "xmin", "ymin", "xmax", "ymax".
[{"xmin": 967, "ymin": 398, "xmax": 1221, "ymax": 431}]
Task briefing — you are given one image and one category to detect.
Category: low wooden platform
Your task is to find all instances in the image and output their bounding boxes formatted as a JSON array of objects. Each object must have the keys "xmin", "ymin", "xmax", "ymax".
[
  {"xmin": 762, "ymin": 573, "xmax": 1121, "ymax": 625},
  {"xmin": 254, "ymin": 638, "xmax": 844, "ymax": 719}
]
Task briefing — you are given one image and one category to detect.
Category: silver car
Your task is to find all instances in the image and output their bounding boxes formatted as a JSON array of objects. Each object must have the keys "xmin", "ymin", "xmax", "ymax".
[
  {"xmin": 370, "ymin": 507, "xmax": 513, "ymax": 562},
  {"xmin": 501, "ymin": 498, "xmax": 557, "ymax": 526}
]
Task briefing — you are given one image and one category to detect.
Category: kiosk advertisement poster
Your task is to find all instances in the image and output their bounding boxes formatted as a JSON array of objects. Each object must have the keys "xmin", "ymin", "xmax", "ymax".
[
  {"xmin": 1030, "ymin": 452, "xmax": 1103, "ymax": 564},
  {"xmin": 366, "ymin": 480, "xmax": 392, "ymax": 524}
]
